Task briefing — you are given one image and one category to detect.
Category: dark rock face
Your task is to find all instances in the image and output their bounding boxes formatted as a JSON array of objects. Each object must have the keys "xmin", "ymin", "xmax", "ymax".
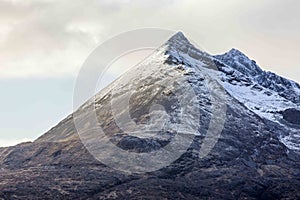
[
  {"xmin": 0, "ymin": 103, "xmax": 299, "ymax": 199},
  {"xmin": 282, "ymin": 108, "xmax": 300, "ymax": 125},
  {"xmin": 0, "ymin": 32, "xmax": 299, "ymax": 199}
]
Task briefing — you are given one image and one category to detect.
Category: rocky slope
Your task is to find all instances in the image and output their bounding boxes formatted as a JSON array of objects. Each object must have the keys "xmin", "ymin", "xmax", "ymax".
[{"xmin": 0, "ymin": 32, "xmax": 299, "ymax": 199}]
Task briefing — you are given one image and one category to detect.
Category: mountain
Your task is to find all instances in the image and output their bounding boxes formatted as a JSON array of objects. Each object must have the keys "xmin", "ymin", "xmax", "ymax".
[
  {"xmin": 0, "ymin": 32, "xmax": 299, "ymax": 199},
  {"xmin": 214, "ymin": 48, "xmax": 300, "ymax": 151}
]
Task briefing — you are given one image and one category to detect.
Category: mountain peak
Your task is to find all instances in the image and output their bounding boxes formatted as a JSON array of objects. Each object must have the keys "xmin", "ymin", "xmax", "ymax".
[
  {"xmin": 165, "ymin": 31, "xmax": 193, "ymax": 49},
  {"xmin": 161, "ymin": 31, "xmax": 209, "ymax": 66},
  {"xmin": 227, "ymin": 48, "xmax": 249, "ymax": 58},
  {"xmin": 168, "ymin": 31, "xmax": 189, "ymax": 42},
  {"xmin": 215, "ymin": 48, "xmax": 263, "ymax": 76}
]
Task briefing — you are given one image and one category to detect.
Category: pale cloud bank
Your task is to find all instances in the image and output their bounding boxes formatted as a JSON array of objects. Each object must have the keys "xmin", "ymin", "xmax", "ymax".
[{"xmin": 0, "ymin": 0, "xmax": 299, "ymax": 82}]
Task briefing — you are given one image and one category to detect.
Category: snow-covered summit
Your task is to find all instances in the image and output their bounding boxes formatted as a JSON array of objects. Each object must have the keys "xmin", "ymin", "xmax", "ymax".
[
  {"xmin": 155, "ymin": 32, "xmax": 300, "ymax": 151},
  {"xmin": 164, "ymin": 31, "xmax": 196, "ymax": 56},
  {"xmin": 210, "ymin": 46, "xmax": 299, "ymax": 151},
  {"xmin": 166, "ymin": 31, "xmax": 190, "ymax": 45},
  {"xmin": 215, "ymin": 48, "xmax": 300, "ymax": 105},
  {"xmin": 215, "ymin": 48, "xmax": 263, "ymax": 76},
  {"xmin": 159, "ymin": 32, "xmax": 211, "ymax": 71},
  {"xmin": 81, "ymin": 31, "xmax": 300, "ymax": 151}
]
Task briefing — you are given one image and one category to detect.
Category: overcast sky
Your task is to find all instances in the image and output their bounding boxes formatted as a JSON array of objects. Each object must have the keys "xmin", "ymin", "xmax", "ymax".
[{"xmin": 0, "ymin": 0, "xmax": 299, "ymax": 146}]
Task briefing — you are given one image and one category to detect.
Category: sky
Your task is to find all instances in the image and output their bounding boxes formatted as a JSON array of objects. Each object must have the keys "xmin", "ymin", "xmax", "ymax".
[{"xmin": 0, "ymin": 0, "xmax": 299, "ymax": 147}]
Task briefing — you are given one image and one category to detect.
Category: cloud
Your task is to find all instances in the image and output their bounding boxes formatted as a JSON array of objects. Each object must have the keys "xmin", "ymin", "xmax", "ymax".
[
  {"xmin": 0, "ymin": 0, "xmax": 102, "ymax": 78},
  {"xmin": 0, "ymin": 0, "xmax": 299, "ymax": 82},
  {"xmin": 239, "ymin": 0, "xmax": 300, "ymax": 36},
  {"xmin": 0, "ymin": 0, "xmax": 179, "ymax": 78}
]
